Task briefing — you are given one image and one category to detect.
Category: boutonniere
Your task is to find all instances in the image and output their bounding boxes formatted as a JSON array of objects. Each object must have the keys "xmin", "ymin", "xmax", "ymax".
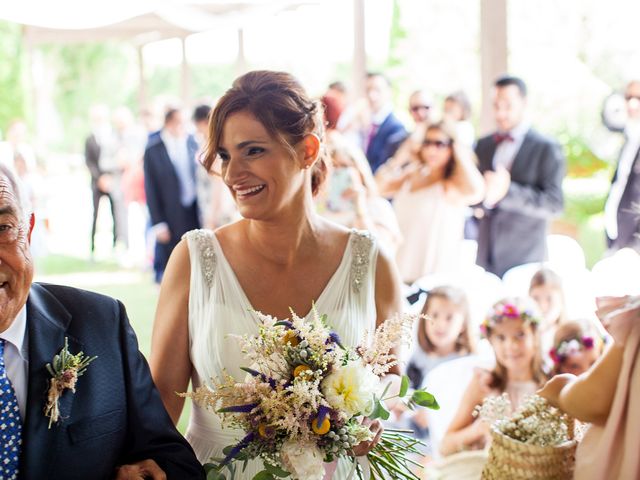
[{"xmin": 44, "ymin": 337, "xmax": 97, "ymax": 428}]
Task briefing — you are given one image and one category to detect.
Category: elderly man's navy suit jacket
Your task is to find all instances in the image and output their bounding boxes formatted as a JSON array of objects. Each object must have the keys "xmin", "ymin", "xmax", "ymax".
[{"xmin": 18, "ymin": 283, "xmax": 204, "ymax": 480}]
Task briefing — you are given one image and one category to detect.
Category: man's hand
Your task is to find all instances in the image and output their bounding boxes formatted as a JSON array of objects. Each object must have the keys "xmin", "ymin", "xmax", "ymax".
[
  {"xmin": 483, "ymin": 167, "xmax": 511, "ymax": 207},
  {"xmin": 97, "ymin": 174, "xmax": 113, "ymax": 193},
  {"xmin": 114, "ymin": 459, "xmax": 166, "ymax": 480},
  {"xmin": 154, "ymin": 224, "xmax": 171, "ymax": 244}
]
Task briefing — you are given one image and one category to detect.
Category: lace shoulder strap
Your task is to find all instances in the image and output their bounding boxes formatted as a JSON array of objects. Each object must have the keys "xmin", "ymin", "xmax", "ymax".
[
  {"xmin": 350, "ymin": 229, "xmax": 374, "ymax": 293},
  {"xmin": 183, "ymin": 229, "xmax": 217, "ymax": 288}
]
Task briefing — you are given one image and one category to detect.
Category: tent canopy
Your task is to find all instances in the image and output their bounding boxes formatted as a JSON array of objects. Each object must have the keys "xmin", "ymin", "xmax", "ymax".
[{"xmin": 1, "ymin": 1, "xmax": 314, "ymax": 45}]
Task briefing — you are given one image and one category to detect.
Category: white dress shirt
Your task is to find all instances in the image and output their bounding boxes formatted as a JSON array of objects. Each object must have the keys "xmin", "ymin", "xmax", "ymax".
[
  {"xmin": 0, "ymin": 306, "xmax": 28, "ymax": 419},
  {"xmin": 492, "ymin": 121, "xmax": 531, "ymax": 171},
  {"xmin": 160, "ymin": 130, "xmax": 197, "ymax": 208},
  {"xmin": 605, "ymin": 122, "xmax": 640, "ymax": 240}
]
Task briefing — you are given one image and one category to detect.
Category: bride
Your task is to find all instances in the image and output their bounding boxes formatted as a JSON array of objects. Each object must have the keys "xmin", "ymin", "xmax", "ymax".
[{"xmin": 149, "ymin": 71, "xmax": 403, "ymax": 478}]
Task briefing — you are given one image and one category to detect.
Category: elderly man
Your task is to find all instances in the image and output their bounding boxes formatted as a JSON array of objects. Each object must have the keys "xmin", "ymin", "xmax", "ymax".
[{"xmin": 0, "ymin": 165, "xmax": 203, "ymax": 479}]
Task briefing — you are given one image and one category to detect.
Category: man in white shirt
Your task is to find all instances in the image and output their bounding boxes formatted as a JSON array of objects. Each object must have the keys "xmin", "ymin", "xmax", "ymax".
[
  {"xmin": 604, "ymin": 80, "xmax": 640, "ymax": 252},
  {"xmin": 0, "ymin": 165, "xmax": 203, "ymax": 479},
  {"xmin": 144, "ymin": 109, "xmax": 201, "ymax": 283}
]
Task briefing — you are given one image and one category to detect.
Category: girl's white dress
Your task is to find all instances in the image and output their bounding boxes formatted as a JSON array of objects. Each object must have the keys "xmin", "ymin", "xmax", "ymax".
[{"xmin": 183, "ymin": 228, "xmax": 378, "ymax": 479}]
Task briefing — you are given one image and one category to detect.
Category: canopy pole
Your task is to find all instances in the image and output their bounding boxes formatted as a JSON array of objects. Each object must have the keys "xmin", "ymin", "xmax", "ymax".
[
  {"xmin": 181, "ymin": 36, "xmax": 191, "ymax": 107},
  {"xmin": 479, "ymin": 0, "xmax": 508, "ymax": 134},
  {"xmin": 235, "ymin": 28, "xmax": 247, "ymax": 76},
  {"xmin": 352, "ymin": 0, "xmax": 366, "ymax": 99},
  {"xmin": 137, "ymin": 44, "xmax": 147, "ymax": 109}
]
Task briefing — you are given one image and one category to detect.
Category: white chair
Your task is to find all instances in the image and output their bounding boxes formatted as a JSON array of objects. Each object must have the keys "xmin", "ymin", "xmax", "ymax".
[
  {"xmin": 562, "ymin": 268, "xmax": 597, "ymax": 320},
  {"xmin": 501, "ymin": 262, "xmax": 545, "ymax": 297},
  {"xmin": 591, "ymin": 248, "xmax": 640, "ymax": 296},
  {"xmin": 413, "ymin": 266, "xmax": 505, "ymax": 329},
  {"xmin": 546, "ymin": 234, "xmax": 586, "ymax": 272},
  {"xmin": 423, "ymin": 354, "xmax": 495, "ymax": 460}
]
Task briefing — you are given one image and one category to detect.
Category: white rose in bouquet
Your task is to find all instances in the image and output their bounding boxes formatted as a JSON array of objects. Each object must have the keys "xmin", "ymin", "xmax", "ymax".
[
  {"xmin": 280, "ymin": 439, "xmax": 325, "ymax": 480},
  {"xmin": 321, "ymin": 361, "xmax": 380, "ymax": 417}
]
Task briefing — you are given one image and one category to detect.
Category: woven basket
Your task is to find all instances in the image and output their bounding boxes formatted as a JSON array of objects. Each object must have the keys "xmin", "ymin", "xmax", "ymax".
[{"xmin": 481, "ymin": 427, "xmax": 576, "ymax": 480}]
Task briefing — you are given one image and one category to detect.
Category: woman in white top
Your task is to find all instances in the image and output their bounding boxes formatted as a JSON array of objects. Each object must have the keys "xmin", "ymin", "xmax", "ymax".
[
  {"xmin": 149, "ymin": 71, "xmax": 403, "ymax": 478},
  {"xmin": 443, "ymin": 90, "xmax": 475, "ymax": 148},
  {"xmin": 379, "ymin": 122, "xmax": 484, "ymax": 283}
]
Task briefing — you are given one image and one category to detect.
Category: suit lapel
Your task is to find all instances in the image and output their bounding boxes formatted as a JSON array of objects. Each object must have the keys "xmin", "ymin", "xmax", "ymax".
[
  {"xmin": 158, "ymin": 141, "xmax": 179, "ymax": 180},
  {"xmin": 21, "ymin": 284, "xmax": 78, "ymax": 479},
  {"xmin": 479, "ymin": 138, "xmax": 498, "ymax": 172},
  {"xmin": 509, "ymin": 129, "xmax": 534, "ymax": 180}
]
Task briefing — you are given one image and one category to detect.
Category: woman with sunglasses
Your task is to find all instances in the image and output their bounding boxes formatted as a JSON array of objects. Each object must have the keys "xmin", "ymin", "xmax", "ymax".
[{"xmin": 380, "ymin": 122, "xmax": 484, "ymax": 283}]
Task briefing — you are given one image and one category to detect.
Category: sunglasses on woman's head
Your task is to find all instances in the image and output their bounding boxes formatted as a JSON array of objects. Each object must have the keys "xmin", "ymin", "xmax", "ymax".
[{"xmin": 422, "ymin": 139, "xmax": 451, "ymax": 149}]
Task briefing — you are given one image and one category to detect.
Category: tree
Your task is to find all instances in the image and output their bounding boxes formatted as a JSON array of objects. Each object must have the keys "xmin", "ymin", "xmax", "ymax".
[{"xmin": 0, "ymin": 21, "xmax": 28, "ymax": 136}]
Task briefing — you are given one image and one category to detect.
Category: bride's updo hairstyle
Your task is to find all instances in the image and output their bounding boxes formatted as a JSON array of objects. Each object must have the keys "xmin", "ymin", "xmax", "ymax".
[{"xmin": 203, "ymin": 70, "xmax": 328, "ymax": 195}]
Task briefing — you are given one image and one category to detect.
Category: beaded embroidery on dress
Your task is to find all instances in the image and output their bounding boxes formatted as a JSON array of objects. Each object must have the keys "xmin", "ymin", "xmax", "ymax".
[{"xmin": 182, "ymin": 228, "xmax": 378, "ymax": 478}]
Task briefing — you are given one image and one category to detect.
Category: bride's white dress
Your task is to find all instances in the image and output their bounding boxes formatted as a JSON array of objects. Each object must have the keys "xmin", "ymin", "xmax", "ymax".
[{"xmin": 183, "ymin": 228, "xmax": 378, "ymax": 479}]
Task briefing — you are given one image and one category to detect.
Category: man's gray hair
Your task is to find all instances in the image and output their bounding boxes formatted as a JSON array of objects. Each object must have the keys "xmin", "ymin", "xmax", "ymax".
[{"xmin": 0, "ymin": 163, "xmax": 32, "ymax": 222}]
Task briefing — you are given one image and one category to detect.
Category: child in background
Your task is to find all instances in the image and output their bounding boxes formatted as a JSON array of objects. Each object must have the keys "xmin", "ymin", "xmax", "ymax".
[
  {"xmin": 407, "ymin": 286, "xmax": 476, "ymax": 390},
  {"xmin": 549, "ymin": 321, "xmax": 605, "ymax": 376},
  {"xmin": 529, "ymin": 268, "xmax": 568, "ymax": 356},
  {"xmin": 397, "ymin": 286, "xmax": 475, "ymax": 440},
  {"xmin": 440, "ymin": 298, "xmax": 548, "ymax": 456}
]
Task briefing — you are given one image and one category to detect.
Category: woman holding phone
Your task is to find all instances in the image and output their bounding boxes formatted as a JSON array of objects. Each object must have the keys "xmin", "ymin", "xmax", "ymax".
[
  {"xmin": 379, "ymin": 122, "xmax": 484, "ymax": 283},
  {"xmin": 319, "ymin": 133, "xmax": 401, "ymax": 255}
]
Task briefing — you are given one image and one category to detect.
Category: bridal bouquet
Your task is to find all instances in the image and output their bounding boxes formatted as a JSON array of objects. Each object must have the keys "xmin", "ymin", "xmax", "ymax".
[{"xmin": 184, "ymin": 309, "xmax": 439, "ymax": 480}]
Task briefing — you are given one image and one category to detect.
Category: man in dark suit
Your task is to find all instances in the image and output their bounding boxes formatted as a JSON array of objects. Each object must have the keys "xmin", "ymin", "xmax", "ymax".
[
  {"xmin": 364, "ymin": 72, "xmax": 408, "ymax": 173},
  {"xmin": 604, "ymin": 79, "xmax": 640, "ymax": 252},
  {"xmin": 474, "ymin": 76, "xmax": 565, "ymax": 277},
  {"xmin": 0, "ymin": 165, "xmax": 203, "ymax": 479},
  {"xmin": 144, "ymin": 109, "xmax": 200, "ymax": 283},
  {"xmin": 85, "ymin": 105, "xmax": 121, "ymax": 255}
]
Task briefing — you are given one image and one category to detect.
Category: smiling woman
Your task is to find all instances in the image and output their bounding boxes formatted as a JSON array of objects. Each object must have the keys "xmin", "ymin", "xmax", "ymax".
[
  {"xmin": 202, "ymin": 70, "xmax": 328, "ymax": 198},
  {"xmin": 149, "ymin": 70, "xmax": 405, "ymax": 479}
]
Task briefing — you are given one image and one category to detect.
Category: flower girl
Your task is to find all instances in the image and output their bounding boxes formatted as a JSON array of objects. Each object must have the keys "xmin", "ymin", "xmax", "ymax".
[{"xmin": 440, "ymin": 297, "xmax": 547, "ymax": 455}]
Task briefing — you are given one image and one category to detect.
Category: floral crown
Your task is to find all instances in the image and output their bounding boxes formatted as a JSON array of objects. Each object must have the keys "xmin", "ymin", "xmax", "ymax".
[
  {"xmin": 549, "ymin": 336, "xmax": 598, "ymax": 366},
  {"xmin": 480, "ymin": 302, "xmax": 539, "ymax": 337}
]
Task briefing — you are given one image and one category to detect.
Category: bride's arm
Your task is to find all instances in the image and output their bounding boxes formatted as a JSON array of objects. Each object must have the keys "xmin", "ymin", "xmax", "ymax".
[
  {"xmin": 374, "ymin": 247, "xmax": 404, "ymax": 376},
  {"xmin": 150, "ymin": 239, "xmax": 193, "ymax": 425}
]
